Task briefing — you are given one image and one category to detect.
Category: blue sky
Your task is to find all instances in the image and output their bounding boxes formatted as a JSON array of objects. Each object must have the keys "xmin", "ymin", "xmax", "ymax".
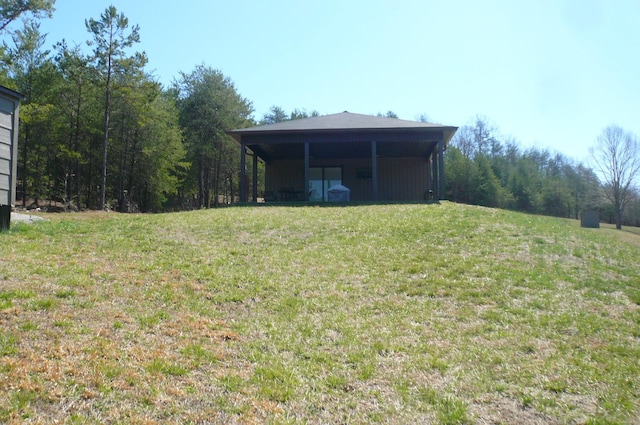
[{"xmin": 15, "ymin": 0, "xmax": 640, "ymax": 162}]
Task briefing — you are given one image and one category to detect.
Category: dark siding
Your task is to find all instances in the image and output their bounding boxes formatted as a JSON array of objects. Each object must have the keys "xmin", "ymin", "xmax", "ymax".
[
  {"xmin": 265, "ymin": 157, "xmax": 430, "ymax": 202},
  {"xmin": 0, "ymin": 94, "xmax": 18, "ymax": 206}
]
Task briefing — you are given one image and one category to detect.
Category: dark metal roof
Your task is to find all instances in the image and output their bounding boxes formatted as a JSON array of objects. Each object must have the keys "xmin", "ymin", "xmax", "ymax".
[
  {"xmin": 0, "ymin": 85, "xmax": 25, "ymax": 101},
  {"xmin": 228, "ymin": 111, "xmax": 457, "ymax": 142}
]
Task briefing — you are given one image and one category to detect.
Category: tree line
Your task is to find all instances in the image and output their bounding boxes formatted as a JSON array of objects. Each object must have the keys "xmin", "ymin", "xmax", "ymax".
[
  {"xmin": 1, "ymin": 4, "xmax": 253, "ymax": 212},
  {"xmin": 445, "ymin": 117, "xmax": 640, "ymax": 228},
  {"xmin": 1, "ymin": 3, "xmax": 639, "ymax": 227}
]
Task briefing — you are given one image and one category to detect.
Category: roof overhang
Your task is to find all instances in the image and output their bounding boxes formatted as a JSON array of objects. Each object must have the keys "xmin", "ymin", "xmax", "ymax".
[
  {"xmin": 227, "ymin": 112, "xmax": 457, "ymax": 162},
  {"xmin": 0, "ymin": 85, "xmax": 26, "ymax": 101}
]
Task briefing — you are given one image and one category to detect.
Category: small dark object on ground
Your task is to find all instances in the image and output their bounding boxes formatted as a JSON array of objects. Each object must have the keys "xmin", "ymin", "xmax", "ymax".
[{"xmin": 581, "ymin": 210, "xmax": 600, "ymax": 228}]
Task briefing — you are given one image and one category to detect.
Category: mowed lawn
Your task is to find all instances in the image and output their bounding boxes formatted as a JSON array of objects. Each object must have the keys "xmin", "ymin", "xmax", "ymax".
[{"xmin": 1, "ymin": 203, "xmax": 639, "ymax": 424}]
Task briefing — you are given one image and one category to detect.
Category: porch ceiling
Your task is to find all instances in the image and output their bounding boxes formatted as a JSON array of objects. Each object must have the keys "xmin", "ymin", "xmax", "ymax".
[{"xmin": 247, "ymin": 139, "xmax": 438, "ymax": 162}]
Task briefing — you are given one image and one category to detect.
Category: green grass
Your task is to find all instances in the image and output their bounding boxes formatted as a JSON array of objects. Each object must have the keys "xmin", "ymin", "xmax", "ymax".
[{"xmin": 0, "ymin": 203, "xmax": 639, "ymax": 424}]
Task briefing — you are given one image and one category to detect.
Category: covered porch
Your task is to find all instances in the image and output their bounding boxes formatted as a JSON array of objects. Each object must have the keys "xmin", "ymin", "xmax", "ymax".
[{"xmin": 228, "ymin": 112, "xmax": 457, "ymax": 203}]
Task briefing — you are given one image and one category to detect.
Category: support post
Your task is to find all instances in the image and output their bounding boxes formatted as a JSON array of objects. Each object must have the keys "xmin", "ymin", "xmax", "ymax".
[
  {"xmin": 240, "ymin": 143, "xmax": 247, "ymax": 203},
  {"xmin": 429, "ymin": 152, "xmax": 437, "ymax": 201},
  {"xmin": 304, "ymin": 142, "xmax": 310, "ymax": 202},
  {"xmin": 371, "ymin": 141, "xmax": 378, "ymax": 201},
  {"xmin": 431, "ymin": 151, "xmax": 437, "ymax": 201},
  {"xmin": 438, "ymin": 139, "xmax": 445, "ymax": 200},
  {"xmin": 252, "ymin": 152, "xmax": 258, "ymax": 203}
]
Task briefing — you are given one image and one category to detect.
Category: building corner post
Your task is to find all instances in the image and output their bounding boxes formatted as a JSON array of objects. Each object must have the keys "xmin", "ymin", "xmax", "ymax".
[
  {"xmin": 431, "ymin": 151, "xmax": 438, "ymax": 201},
  {"xmin": 371, "ymin": 141, "xmax": 378, "ymax": 201},
  {"xmin": 438, "ymin": 138, "xmax": 445, "ymax": 200},
  {"xmin": 304, "ymin": 142, "xmax": 310, "ymax": 202},
  {"xmin": 252, "ymin": 152, "xmax": 258, "ymax": 203},
  {"xmin": 240, "ymin": 143, "xmax": 247, "ymax": 203}
]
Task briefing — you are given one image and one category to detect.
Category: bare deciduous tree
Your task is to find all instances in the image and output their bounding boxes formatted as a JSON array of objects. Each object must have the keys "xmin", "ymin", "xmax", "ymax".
[{"xmin": 589, "ymin": 124, "xmax": 640, "ymax": 229}]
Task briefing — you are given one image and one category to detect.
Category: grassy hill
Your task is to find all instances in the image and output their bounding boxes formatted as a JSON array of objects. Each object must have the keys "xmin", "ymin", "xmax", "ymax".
[{"xmin": 1, "ymin": 203, "xmax": 639, "ymax": 424}]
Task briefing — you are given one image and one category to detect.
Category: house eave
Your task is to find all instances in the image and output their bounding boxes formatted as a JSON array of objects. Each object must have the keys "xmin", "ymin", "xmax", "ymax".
[{"xmin": 0, "ymin": 85, "xmax": 26, "ymax": 101}]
